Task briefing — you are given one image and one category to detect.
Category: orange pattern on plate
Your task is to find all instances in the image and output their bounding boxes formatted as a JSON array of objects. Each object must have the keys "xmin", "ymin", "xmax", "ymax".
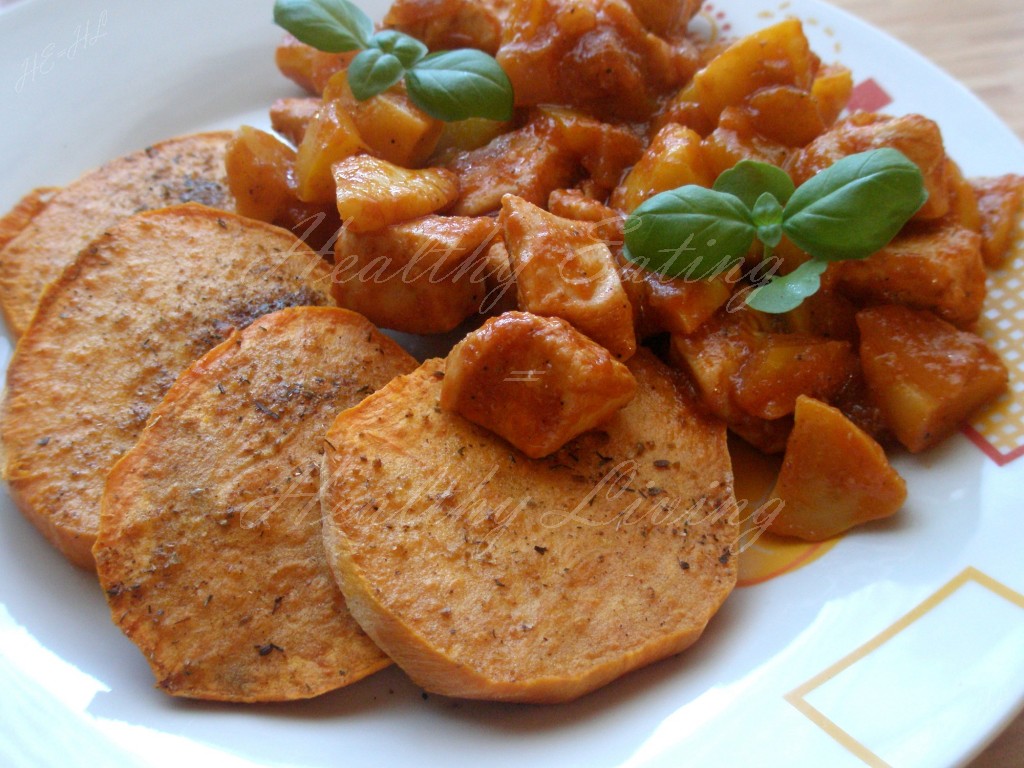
[
  {"xmin": 965, "ymin": 223, "xmax": 1024, "ymax": 466},
  {"xmin": 730, "ymin": 437, "xmax": 838, "ymax": 587}
]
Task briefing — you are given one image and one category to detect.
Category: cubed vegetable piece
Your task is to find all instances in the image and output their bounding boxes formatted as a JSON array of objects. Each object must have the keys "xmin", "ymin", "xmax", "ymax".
[
  {"xmin": 857, "ymin": 305, "xmax": 1009, "ymax": 453},
  {"xmin": 732, "ymin": 334, "xmax": 859, "ymax": 420},
  {"xmin": 446, "ymin": 118, "xmax": 578, "ymax": 216},
  {"xmin": 332, "ymin": 155, "xmax": 459, "ymax": 233},
  {"xmin": 612, "ymin": 124, "xmax": 711, "ymax": 212},
  {"xmin": 495, "ymin": 0, "xmax": 685, "ymax": 121},
  {"xmin": 332, "ymin": 215, "xmax": 499, "ymax": 334},
  {"xmin": 440, "ymin": 312, "xmax": 638, "ymax": 458},
  {"xmin": 970, "ymin": 173, "xmax": 1024, "ymax": 267},
  {"xmin": 323, "ymin": 72, "xmax": 443, "ymax": 168},
  {"xmin": 667, "ymin": 19, "xmax": 816, "ymax": 130},
  {"xmin": 501, "ymin": 195, "xmax": 637, "ymax": 360},
  {"xmin": 383, "ymin": 0, "xmax": 510, "ymax": 55},
  {"xmin": 269, "ymin": 97, "xmax": 321, "ymax": 147},
  {"xmin": 832, "ymin": 222, "xmax": 986, "ymax": 329},
  {"xmin": 295, "ymin": 99, "xmax": 367, "ymax": 203},
  {"xmin": 786, "ymin": 112, "xmax": 950, "ymax": 221},
  {"xmin": 768, "ymin": 396, "xmax": 906, "ymax": 541}
]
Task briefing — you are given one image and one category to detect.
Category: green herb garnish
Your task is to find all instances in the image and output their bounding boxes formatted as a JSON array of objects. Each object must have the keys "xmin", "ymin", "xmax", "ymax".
[
  {"xmin": 623, "ymin": 148, "xmax": 928, "ymax": 312},
  {"xmin": 273, "ymin": 0, "xmax": 514, "ymax": 122}
]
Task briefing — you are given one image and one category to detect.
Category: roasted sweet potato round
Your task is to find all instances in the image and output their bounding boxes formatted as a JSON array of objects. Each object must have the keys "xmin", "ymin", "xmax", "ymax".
[
  {"xmin": 321, "ymin": 349, "xmax": 738, "ymax": 703},
  {"xmin": 1, "ymin": 205, "xmax": 334, "ymax": 569},
  {"xmin": 94, "ymin": 307, "xmax": 416, "ymax": 701},
  {"xmin": 0, "ymin": 132, "xmax": 234, "ymax": 336}
]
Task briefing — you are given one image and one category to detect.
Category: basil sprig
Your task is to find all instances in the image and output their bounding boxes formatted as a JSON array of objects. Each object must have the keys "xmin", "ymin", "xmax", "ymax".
[
  {"xmin": 273, "ymin": 0, "xmax": 514, "ymax": 122},
  {"xmin": 623, "ymin": 148, "xmax": 928, "ymax": 312}
]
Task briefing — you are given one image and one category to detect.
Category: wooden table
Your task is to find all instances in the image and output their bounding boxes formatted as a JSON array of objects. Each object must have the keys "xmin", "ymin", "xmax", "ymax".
[{"xmin": 825, "ymin": 3, "xmax": 1024, "ymax": 764}]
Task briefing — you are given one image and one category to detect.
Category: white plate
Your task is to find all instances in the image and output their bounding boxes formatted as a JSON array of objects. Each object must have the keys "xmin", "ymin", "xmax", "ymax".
[{"xmin": 1, "ymin": 1, "xmax": 1023, "ymax": 767}]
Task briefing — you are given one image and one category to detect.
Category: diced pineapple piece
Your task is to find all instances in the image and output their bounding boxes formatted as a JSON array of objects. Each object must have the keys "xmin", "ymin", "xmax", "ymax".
[
  {"xmin": 623, "ymin": 0, "xmax": 700, "ymax": 36},
  {"xmin": 501, "ymin": 195, "xmax": 636, "ymax": 360},
  {"xmin": 441, "ymin": 311, "xmax": 638, "ymax": 458},
  {"xmin": 669, "ymin": 309, "xmax": 793, "ymax": 453},
  {"xmin": 732, "ymin": 334, "xmax": 858, "ymax": 420},
  {"xmin": 642, "ymin": 268, "xmax": 735, "ymax": 336},
  {"xmin": 832, "ymin": 222, "xmax": 986, "ymax": 329},
  {"xmin": 269, "ymin": 97, "xmax": 321, "ymax": 147},
  {"xmin": 680, "ymin": 19, "xmax": 817, "ymax": 128},
  {"xmin": 332, "ymin": 154, "xmax": 460, "ymax": 233},
  {"xmin": 274, "ymin": 34, "xmax": 355, "ymax": 95},
  {"xmin": 295, "ymin": 99, "xmax": 368, "ymax": 203},
  {"xmin": 787, "ymin": 113, "xmax": 950, "ymax": 221},
  {"xmin": 700, "ymin": 109, "xmax": 790, "ymax": 179},
  {"xmin": 446, "ymin": 117, "xmax": 578, "ymax": 216},
  {"xmin": 970, "ymin": 173, "xmax": 1024, "ymax": 267},
  {"xmin": 224, "ymin": 126, "xmax": 298, "ymax": 222},
  {"xmin": 224, "ymin": 127, "xmax": 341, "ymax": 253},
  {"xmin": 611, "ymin": 124, "xmax": 711, "ymax": 212},
  {"xmin": 810, "ymin": 64, "xmax": 853, "ymax": 128},
  {"xmin": 431, "ymin": 117, "xmax": 512, "ymax": 163},
  {"xmin": 782, "ymin": 285, "xmax": 859, "ymax": 342},
  {"xmin": 745, "ymin": 85, "xmax": 826, "ymax": 147},
  {"xmin": 332, "ymin": 214, "xmax": 499, "ymax": 334},
  {"xmin": 857, "ymin": 305, "xmax": 1009, "ymax": 453},
  {"xmin": 768, "ymin": 396, "xmax": 906, "ymax": 541},
  {"xmin": 323, "ymin": 71, "xmax": 443, "ymax": 168}
]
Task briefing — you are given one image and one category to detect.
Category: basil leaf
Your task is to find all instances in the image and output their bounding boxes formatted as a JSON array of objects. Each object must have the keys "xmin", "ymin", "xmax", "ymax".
[
  {"xmin": 783, "ymin": 148, "xmax": 928, "ymax": 261},
  {"xmin": 751, "ymin": 191, "xmax": 784, "ymax": 248},
  {"xmin": 273, "ymin": 0, "xmax": 373, "ymax": 53},
  {"xmin": 369, "ymin": 29, "xmax": 428, "ymax": 69},
  {"xmin": 348, "ymin": 48, "xmax": 406, "ymax": 101},
  {"xmin": 746, "ymin": 259, "xmax": 829, "ymax": 313},
  {"xmin": 714, "ymin": 160, "xmax": 796, "ymax": 209},
  {"xmin": 405, "ymin": 49, "xmax": 514, "ymax": 122},
  {"xmin": 624, "ymin": 186, "xmax": 755, "ymax": 280}
]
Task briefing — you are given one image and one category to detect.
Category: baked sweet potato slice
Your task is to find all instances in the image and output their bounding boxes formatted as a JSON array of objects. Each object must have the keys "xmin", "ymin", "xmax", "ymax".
[
  {"xmin": 0, "ymin": 187, "xmax": 58, "ymax": 252},
  {"xmin": 321, "ymin": 349, "xmax": 738, "ymax": 703},
  {"xmin": 94, "ymin": 307, "xmax": 415, "ymax": 701},
  {"xmin": 0, "ymin": 132, "xmax": 234, "ymax": 336},
  {"xmin": 1, "ymin": 205, "xmax": 334, "ymax": 569}
]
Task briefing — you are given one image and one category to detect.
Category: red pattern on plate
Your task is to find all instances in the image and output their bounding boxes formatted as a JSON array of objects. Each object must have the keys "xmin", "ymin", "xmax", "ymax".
[{"xmin": 847, "ymin": 78, "xmax": 894, "ymax": 112}]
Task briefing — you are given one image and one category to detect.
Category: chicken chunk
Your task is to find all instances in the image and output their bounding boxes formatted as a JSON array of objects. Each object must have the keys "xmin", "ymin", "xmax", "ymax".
[
  {"xmin": 500, "ymin": 195, "xmax": 636, "ymax": 360},
  {"xmin": 787, "ymin": 113, "xmax": 950, "ymax": 221},
  {"xmin": 383, "ymin": 0, "xmax": 513, "ymax": 55},
  {"xmin": 441, "ymin": 311, "xmax": 638, "ymax": 458},
  {"xmin": 332, "ymin": 214, "xmax": 498, "ymax": 334},
  {"xmin": 831, "ymin": 222, "xmax": 986, "ymax": 329},
  {"xmin": 446, "ymin": 117, "xmax": 579, "ymax": 216},
  {"xmin": 496, "ymin": 0, "xmax": 688, "ymax": 121}
]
